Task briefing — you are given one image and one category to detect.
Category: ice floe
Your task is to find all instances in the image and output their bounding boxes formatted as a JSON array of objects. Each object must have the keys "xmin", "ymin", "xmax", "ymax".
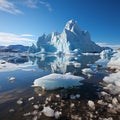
[
  {"xmin": 102, "ymin": 51, "xmax": 120, "ymax": 95},
  {"xmin": 33, "ymin": 73, "xmax": 84, "ymax": 90},
  {"xmin": 107, "ymin": 51, "xmax": 120, "ymax": 70}
]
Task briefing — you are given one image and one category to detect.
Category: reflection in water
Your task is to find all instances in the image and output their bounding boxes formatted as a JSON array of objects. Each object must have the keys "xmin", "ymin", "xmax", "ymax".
[
  {"xmin": 0, "ymin": 53, "xmax": 101, "ymax": 92},
  {"xmin": 30, "ymin": 54, "xmax": 100, "ymax": 91},
  {"xmin": 29, "ymin": 54, "xmax": 100, "ymax": 74}
]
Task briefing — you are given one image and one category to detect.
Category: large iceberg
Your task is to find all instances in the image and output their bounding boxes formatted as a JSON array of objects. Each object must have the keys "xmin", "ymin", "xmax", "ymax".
[{"xmin": 29, "ymin": 20, "xmax": 102, "ymax": 54}]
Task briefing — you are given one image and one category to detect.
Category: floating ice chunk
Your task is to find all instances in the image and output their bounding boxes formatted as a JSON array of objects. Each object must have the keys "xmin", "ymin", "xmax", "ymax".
[
  {"xmin": 103, "ymin": 71, "xmax": 120, "ymax": 86},
  {"xmin": 56, "ymin": 94, "xmax": 60, "ymax": 98},
  {"xmin": 54, "ymin": 111, "xmax": 61, "ymax": 119},
  {"xmin": 76, "ymin": 94, "xmax": 80, "ymax": 98},
  {"xmin": 9, "ymin": 109, "xmax": 15, "ymax": 113},
  {"xmin": 107, "ymin": 51, "xmax": 120, "ymax": 70},
  {"xmin": 42, "ymin": 106, "xmax": 54, "ymax": 117},
  {"xmin": 0, "ymin": 60, "xmax": 6, "ymax": 64},
  {"xmin": 28, "ymin": 97, "xmax": 34, "ymax": 101},
  {"xmin": 8, "ymin": 77, "xmax": 15, "ymax": 82},
  {"xmin": 74, "ymin": 62, "xmax": 81, "ymax": 68},
  {"xmin": 88, "ymin": 100, "xmax": 95, "ymax": 110},
  {"xmin": 82, "ymin": 53, "xmax": 100, "ymax": 56},
  {"xmin": 70, "ymin": 95, "xmax": 76, "ymax": 100},
  {"xmin": 33, "ymin": 73, "xmax": 84, "ymax": 90},
  {"xmin": 23, "ymin": 112, "xmax": 31, "ymax": 117},
  {"xmin": 17, "ymin": 98, "xmax": 23, "ymax": 105},
  {"xmin": 33, "ymin": 116, "xmax": 37, "ymax": 120},
  {"xmin": 82, "ymin": 68, "xmax": 94, "ymax": 74},
  {"xmin": 33, "ymin": 105, "xmax": 39, "ymax": 109},
  {"xmin": 112, "ymin": 97, "xmax": 118, "ymax": 106}
]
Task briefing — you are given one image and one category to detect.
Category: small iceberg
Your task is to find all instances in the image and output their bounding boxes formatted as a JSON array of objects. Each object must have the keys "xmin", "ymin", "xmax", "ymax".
[
  {"xmin": 82, "ymin": 68, "xmax": 94, "ymax": 74},
  {"xmin": 33, "ymin": 73, "xmax": 84, "ymax": 90},
  {"xmin": 8, "ymin": 77, "xmax": 15, "ymax": 83}
]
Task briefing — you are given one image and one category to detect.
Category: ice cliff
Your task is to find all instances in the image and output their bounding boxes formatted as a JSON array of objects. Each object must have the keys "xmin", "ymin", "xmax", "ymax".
[{"xmin": 29, "ymin": 20, "xmax": 102, "ymax": 54}]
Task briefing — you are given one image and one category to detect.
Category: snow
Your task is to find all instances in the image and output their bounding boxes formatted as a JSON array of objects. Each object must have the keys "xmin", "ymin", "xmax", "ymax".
[
  {"xmin": 42, "ymin": 106, "xmax": 54, "ymax": 117},
  {"xmin": 33, "ymin": 73, "xmax": 84, "ymax": 90},
  {"xmin": 29, "ymin": 20, "xmax": 102, "ymax": 54}
]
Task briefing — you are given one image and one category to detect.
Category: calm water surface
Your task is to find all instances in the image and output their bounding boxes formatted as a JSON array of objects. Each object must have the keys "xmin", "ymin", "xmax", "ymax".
[{"xmin": 0, "ymin": 52, "xmax": 108, "ymax": 120}]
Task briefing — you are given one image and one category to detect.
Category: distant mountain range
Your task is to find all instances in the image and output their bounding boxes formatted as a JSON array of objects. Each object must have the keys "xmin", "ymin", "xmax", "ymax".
[{"xmin": 0, "ymin": 45, "xmax": 29, "ymax": 52}]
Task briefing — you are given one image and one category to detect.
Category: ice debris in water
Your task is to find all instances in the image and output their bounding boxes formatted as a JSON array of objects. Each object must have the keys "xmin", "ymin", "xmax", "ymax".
[
  {"xmin": 42, "ymin": 106, "xmax": 54, "ymax": 117},
  {"xmin": 55, "ymin": 111, "xmax": 62, "ymax": 119},
  {"xmin": 8, "ymin": 77, "xmax": 15, "ymax": 82},
  {"xmin": 28, "ymin": 96, "xmax": 34, "ymax": 101},
  {"xmin": 9, "ymin": 109, "xmax": 15, "ymax": 113},
  {"xmin": 17, "ymin": 98, "xmax": 23, "ymax": 105},
  {"xmin": 88, "ymin": 100, "xmax": 95, "ymax": 110}
]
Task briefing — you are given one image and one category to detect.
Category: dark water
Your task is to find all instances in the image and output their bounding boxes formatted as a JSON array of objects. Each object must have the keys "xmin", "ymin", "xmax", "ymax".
[{"xmin": 0, "ymin": 53, "xmax": 108, "ymax": 119}]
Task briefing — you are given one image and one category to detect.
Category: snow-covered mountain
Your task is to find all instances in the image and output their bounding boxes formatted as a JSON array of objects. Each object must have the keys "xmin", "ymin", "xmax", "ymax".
[
  {"xmin": 29, "ymin": 20, "xmax": 103, "ymax": 54},
  {"xmin": 0, "ymin": 45, "xmax": 29, "ymax": 52}
]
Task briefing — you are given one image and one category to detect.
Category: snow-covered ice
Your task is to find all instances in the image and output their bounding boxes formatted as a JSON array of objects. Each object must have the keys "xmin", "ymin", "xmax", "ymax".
[{"xmin": 33, "ymin": 73, "xmax": 84, "ymax": 90}]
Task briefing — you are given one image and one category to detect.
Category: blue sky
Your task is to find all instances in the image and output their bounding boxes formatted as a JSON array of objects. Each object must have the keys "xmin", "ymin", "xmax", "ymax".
[{"xmin": 0, "ymin": 0, "xmax": 120, "ymax": 47}]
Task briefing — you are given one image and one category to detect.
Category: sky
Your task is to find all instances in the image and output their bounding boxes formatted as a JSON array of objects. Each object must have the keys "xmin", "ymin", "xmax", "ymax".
[{"xmin": 0, "ymin": 0, "xmax": 120, "ymax": 47}]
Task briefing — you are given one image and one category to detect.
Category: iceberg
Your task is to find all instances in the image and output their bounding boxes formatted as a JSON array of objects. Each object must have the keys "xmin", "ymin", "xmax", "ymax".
[
  {"xmin": 33, "ymin": 73, "xmax": 84, "ymax": 90},
  {"xmin": 29, "ymin": 20, "xmax": 102, "ymax": 54}
]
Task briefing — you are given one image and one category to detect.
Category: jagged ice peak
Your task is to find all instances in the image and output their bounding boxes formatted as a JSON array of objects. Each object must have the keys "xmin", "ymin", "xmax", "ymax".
[{"xmin": 29, "ymin": 19, "xmax": 103, "ymax": 54}]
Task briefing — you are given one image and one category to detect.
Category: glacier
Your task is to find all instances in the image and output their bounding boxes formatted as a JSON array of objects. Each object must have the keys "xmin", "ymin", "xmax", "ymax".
[{"xmin": 29, "ymin": 20, "xmax": 103, "ymax": 54}]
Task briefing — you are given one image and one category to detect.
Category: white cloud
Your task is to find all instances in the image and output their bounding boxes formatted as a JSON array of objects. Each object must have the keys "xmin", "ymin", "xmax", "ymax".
[
  {"xmin": 0, "ymin": 0, "xmax": 23, "ymax": 14},
  {"xmin": 0, "ymin": 0, "xmax": 52, "ymax": 15},
  {"xmin": 0, "ymin": 32, "xmax": 35, "ymax": 46},
  {"xmin": 97, "ymin": 42, "xmax": 120, "ymax": 49},
  {"xmin": 24, "ymin": 0, "xmax": 52, "ymax": 11},
  {"xmin": 21, "ymin": 34, "xmax": 33, "ymax": 37},
  {"xmin": 39, "ymin": 0, "xmax": 52, "ymax": 11},
  {"xmin": 24, "ymin": 0, "xmax": 38, "ymax": 8}
]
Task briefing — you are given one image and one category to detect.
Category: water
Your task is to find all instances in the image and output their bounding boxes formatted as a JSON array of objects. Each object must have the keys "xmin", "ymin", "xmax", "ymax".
[{"xmin": 0, "ymin": 52, "xmax": 108, "ymax": 119}]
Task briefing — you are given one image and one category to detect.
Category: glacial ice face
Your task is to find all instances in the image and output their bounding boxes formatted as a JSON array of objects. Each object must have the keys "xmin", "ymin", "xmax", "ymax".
[{"xmin": 32, "ymin": 20, "xmax": 102, "ymax": 54}]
